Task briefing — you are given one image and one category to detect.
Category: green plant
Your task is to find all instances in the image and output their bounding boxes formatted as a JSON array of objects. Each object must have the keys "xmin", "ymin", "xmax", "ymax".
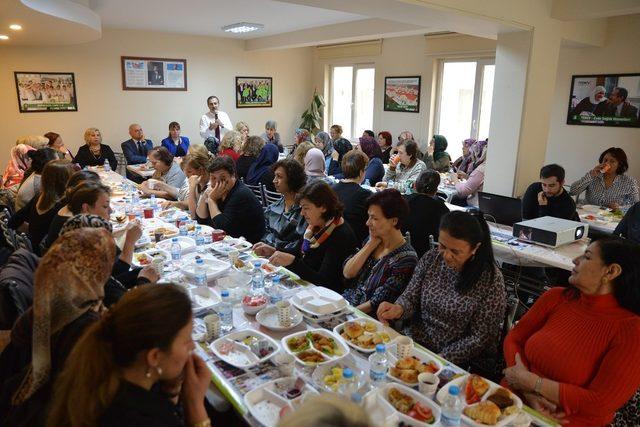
[{"xmin": 299, "ymin": 89, "xmax": 325, "ymax": 134}]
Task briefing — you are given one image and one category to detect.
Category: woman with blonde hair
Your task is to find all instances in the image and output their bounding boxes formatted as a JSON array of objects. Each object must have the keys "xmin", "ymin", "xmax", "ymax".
[
  {"xmin": 161, "ymin": 150, "xmax": 213, "ymax": 218},
  {"xmin": 15, "ymin": 135, "xmax": 48, "ymax": 150},
  {"xmin": 237, "ymin": 135, "xmax": 265, "ymax": 180},
  {"xmin": 218, "ymin": 130, "xmax": 242, "ymax": 162},
  {"xmin": 235, "ymin": 121, "xmax": 250, "ymax": 144},
  {"xmin": 293, "ymin": 140, "xmax": 314, "ymax": 166},
  {"xmin": 74, "ymin": 128, "xmax": 118, "ymax": 170}
]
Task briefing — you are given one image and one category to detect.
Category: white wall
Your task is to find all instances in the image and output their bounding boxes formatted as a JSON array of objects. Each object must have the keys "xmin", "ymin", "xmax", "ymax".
[
  {"xmin": 0, "ymin": 29, "xmax": 314, "ymax": 168},
  {"xmin": 545, "ymin": 14, "xmax": 640, "ymax": 185}
]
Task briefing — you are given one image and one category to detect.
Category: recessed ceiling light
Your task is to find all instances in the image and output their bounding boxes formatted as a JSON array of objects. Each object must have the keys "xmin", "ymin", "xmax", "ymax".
[
  {"xmin": 0, "ymin": 35, "xmax": 9, "ymax": 40},
  {"xmin": 9, "ymin": 24, "xmax": 22, "ymax": 31},
  {"xmin": 222, "ymin": 22, "xmax": 264, "ymax": 34}
]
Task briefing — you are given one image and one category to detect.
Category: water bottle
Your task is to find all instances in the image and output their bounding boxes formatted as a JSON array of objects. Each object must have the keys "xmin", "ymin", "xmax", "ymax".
[
  {"xmin": 179, "ymin": 217, "xmax": 188, "ymax": 236},
  {"xmin": 251, "ymin": 268, "xmax": 265, "ymax": 295},
  {"xmin": 339, "ymin": 368, "xmax": 358, "ymax": 401},
  {"xmin": 363, "ymin": 179, "xmax": 371, "ymax": 187},
  {"xmin": 441, "ymin": 385, "xmax": 464, "ymax": 426},
  {"xmin": 132, "ymin": 190, "xmax": 140, "ymax": 205},
  {"xmin": 104, "ymin": 161, "xmax": 111, "ymax": 172},
  {"xmin": 266, "ymin": 275, "xmax": 283, "ymax": 304},
  {"xmin": 195, "ymin": 226, "xmax": 205, "ymax": 252},
  {"xmin": 170, "ymin": 237, "xmax": 181, "ymax": 263},
  {"xmin": 194, "ymin": 258, "xmax": 207, "ymax": 287},
  {"xmin": 218, "ymin": 290, "xmax": 233, "ymax": 334},
  {"xmin": 368, "ymin": 344, "xmax": 388, "ymax": 385},
  {"xmin": 150, "ymin": 195, "xmax": 160, "ymax": 215}
]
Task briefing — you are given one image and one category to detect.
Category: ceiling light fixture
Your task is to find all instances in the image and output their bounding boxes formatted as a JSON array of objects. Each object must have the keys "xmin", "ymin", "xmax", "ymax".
[
  {"xmin": 9, "ymin": 24, "xmax": 22, "ymax": 30},
  {"xmin": 222, "ymin": 22, "xmax": 264, "ymax": 34},
  {"xmin": 0, "ymin": 35, "xmax": 9, "ymax": 40}
]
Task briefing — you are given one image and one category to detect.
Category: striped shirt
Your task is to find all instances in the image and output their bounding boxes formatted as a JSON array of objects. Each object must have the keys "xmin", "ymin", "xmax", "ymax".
[{"xmin": 569, "ymin": 173, "xmax": 639, "ymax": 207}]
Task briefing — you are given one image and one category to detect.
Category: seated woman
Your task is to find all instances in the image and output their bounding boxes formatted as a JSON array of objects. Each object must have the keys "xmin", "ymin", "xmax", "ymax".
[
  {"xmin": 358, "ymin": 135, "xmax": 385, "ymax": 185},
  {"xmin": 2, "ymin": 144, "xmax": 35, "ymax": 193},
  {"xmin": 304, "ymin": 148, "xmax": 328, "ymax": 184},
  {"xmin": 377, "ymin": 131, "xmax": 394, "ymax": 164},
  {"xmin": 0, "ymin": 228, "xmax": 116, "ymax": 426},
  {"xmin": 140, "ymin": 147, "xmax": 186, "ymax": 199},
  {"xmin": 261, "ymin": 120, "xmax": 283, "ymax": 152},
  {"xmin": 343, "ymin": 189, "xmax": 417, "ymax": 315},
  {"xmin": 246, "ymin": 143, "xmax": 279, "ymax": 192},
  {"xmin": 9, "ymin": 160, "xmax": 73, "ymax": 252},
  {"xmin": 452, "ymin": 140, "xmax": 487, "ymax": 207},
  {"xmin": 160, "ymin": 121, "xmax": 190, "ymax": 157},
  {"xmin": 332, "ymin": 150, "xmax": 372, "ymax": 244},
  {"xmin": 293, "ymin": 140, "xmax": 314, "ymax": 166},
  {"xmin": 503, "ymin": 237, "xmax": 640, "ymax": 426},
  {"xmin": 44, "ymin": 131, "xmax": 74, "ymax": 160},
  {"xmin": 254, "ymin": 159, "xmax": 308, "ymax": 253},
  {"xmin": 377, "ymin": 139, "xmax": 426, "ymax": 190},
  {"xmin": 424, "ymin": 135, "xmax": 452, "ymax": 172},
  {"xmin": 47, "ymin": 284, "xmax": 212, "ymax": 427},
  {"xmin": 75, "ymin": 128, "xmax": 118, "ymax": 171},
  {"xmin": 161, "ymin": 150, "xmax": 212, "ymax": 216},
  {"xmin": 268, "ymin": 181, "xmax": 358, "ymax": 292},
  {"xmin": 377, "ymin": 211, "xmax": 506, "ymax": 367},
  {"xmin": 613, "ymin": 201, "xmax": 640, "ymax": 244},
  {"xmin": 218, "ymin": 130, "xmax": 242, "ymax": 162},
  {"xmin": 329, "ymin": 124, "xmax": 353, "ymax": 164},
  {"xmin": 290, "ymin": 128, "xmax": 312, "ymax": 159},
  {"xmin": 314, "ymin": 132, "xmax": 341, "ymax": 176},
  {"xmin": 569, "ymin": 147, "xmax": 639, "ymax": 208},
  {"xmin": 235, "ymin": 121, "xmax": 250, "ymax": 146},
  {"xmin": 402, "ymin": 170, "xmax": 450, "ymax": 258},
  {"xmin": 15, "ymin": 148, "xmax": 58, "ymax": 211},
  {"xmin": 452, "ymin": 138, "xmax": 476, "ymax": 175},
  {"xmin": 196, "ymin": 156, "xmax": 265, "ymax": 243},
  {"xmin": 236, "ymin": 135, "xmax": 264, "ymax": 181}
]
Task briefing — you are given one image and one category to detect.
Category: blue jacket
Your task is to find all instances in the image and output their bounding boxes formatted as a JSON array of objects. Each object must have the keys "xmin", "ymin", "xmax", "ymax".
[
  {"xmin": 121, "ymin": 139, "xmax": 153, "ymax": 164},
  {"xmin": 161, "ymin": 136, "xmax": 190, "ymax": 156}
]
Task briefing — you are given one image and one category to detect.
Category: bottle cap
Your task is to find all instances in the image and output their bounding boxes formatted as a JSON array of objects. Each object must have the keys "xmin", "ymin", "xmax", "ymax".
[
  {"xmin": 449, "ymin": 385, "xmax": 460, "ymax": 396},
  {"xmin": 172, "ymin": 237, "xmax": 178, "ymax": 242},
  {"xmin": 221, "ymin": 290, "xmax": 230, "ymax": 297},
  {"xmin": 196, "ymin": 259, "xmax": 204, "ymax": 264},
  {"xmin": 343, "ymin": 368, "xmax": 353, "ymax": 379},
  {"xmin": 376, "ymin": 344, "xmax": 386, "ymax": 353}
]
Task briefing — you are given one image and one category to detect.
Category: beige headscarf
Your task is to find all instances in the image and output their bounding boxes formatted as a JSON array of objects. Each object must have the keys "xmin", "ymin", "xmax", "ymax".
[{"xmin": 12, "ymin": 228, "xmax": 116, "ymax": 404}]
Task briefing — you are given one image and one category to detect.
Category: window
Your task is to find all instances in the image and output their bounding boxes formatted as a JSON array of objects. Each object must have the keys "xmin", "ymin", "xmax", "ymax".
[
  {"xmin": 330, "ymin": 64, "xmax": 375, "ymax": 139},
  {"xmin": 435, "ymin": 58, "xmax": 495, "ymax": 158}
]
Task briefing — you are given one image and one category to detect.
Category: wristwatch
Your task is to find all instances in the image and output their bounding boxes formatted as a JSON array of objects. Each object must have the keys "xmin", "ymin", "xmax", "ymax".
[{"xmin": 534, "ymin": 376, "xmax": 544, "ymax": 394}]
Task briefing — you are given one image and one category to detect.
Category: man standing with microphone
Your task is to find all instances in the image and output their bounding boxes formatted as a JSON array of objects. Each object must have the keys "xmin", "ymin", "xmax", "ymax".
[{"xmin": 199, "ymin": 95, "xmax": 232, "ymax": 155}]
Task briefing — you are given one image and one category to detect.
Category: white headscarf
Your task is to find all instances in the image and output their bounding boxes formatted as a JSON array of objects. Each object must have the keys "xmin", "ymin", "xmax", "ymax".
[{"xmin": 589, "ymin": 86, "xmax": 606, "ymax": 104}]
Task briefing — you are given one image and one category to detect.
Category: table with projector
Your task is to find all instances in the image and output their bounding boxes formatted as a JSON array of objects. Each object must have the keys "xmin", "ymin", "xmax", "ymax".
[{"xmin": 93, "ymin": 168, "xmax": 562, "ymax": 427}]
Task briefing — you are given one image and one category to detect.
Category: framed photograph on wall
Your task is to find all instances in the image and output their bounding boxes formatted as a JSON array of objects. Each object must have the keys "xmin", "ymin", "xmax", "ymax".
[
  {"xmin": 121, "ymin": 56, "xmax": 187, "ymax": 91},
  {"xmin": 567, "ymin": 73, "xmax": 640, "ymax": 128},
  {"xmin": 14, "ymin": 72, "xmax": 78, "ymax": 113},
  {"xmin": 384, "ymin": 76, "xmax": 421, "ymax": 113},
  {"xmin": 235, "ymin": 77, "xmax": 272, "ymax": 108}
]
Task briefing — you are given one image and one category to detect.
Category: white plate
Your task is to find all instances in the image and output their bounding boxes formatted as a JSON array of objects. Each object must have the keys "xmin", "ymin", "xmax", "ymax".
[
  {"xmin": 333, "ymin": 319, "xmax": 395, "ymax": 353},
  {"xmin": 386, "ymin": 345, "xmax": 443, "ymax": 387},
  {"xmin": 211, "ymin": 238, "xmax": 253, "ymax": 255},
  {"xmin": 156, "ymin": 236, "xmax": 196, "ymax": 254},
  {"xmin": 311, "ymin": 358, "xmax": 367, "ymax": 393},
  {"xmin": 157, "ymin": 207, "xmax": 183, "ymax": 223},
  {"xmin": 581, "ymin": 204, "xmax": 602, "ymax": 213},
  {"xmin": 180, "ymin": 256, "xmax": 231, "ymax": 281},
  {"xmin": 378, "ymin": 382, "xmax": 441, "ymax": 426},
  {"xmin": 291, "ymin": 287, "xmax": 348, "ymax": 316},
  {"xmin": 245, "ymin": 377, "xmax": 318, "ymax": 427},
  {"xmin": 144, "ymin": 224, "xmax": 179, "ymax": 239},
  {"xmin": 232, "ymin": 257, "xmax": 280, "ymax": 275},
  {"xmin": 210, "ymin": 329, "xmax": 280, "ymax": 369},
  {"xmin": 281, "ymin": 329, "xmax": 349, "ymax": 366},
  {"xmin": 435, "ymin": 374, "xmax": 523, "ymax": 427},
  {"xmin": 189, "ymin": 287, "xmax": 221, "ymax": 312},
  {"xmin": 132, "ymin": 248, "xmax": 171, "ymax": 267},
  {"xmin": 140, "ymin": 217, "xmax": 169, "ymax": 229},
  {"xmin": 256, "ymin": 305, "xmax": 304, "ymax": 332}
]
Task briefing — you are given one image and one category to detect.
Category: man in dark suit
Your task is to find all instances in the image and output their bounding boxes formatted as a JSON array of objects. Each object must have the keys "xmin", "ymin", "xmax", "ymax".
[
  {"xmin": 595, "ymin": 87, "xmax": 639, "ymax": 124},
  {"xmin": 148, "ymin": 64, "xmax": 164, "ymax": 85},
  {"xmin": 121, "ymin": 123, "xmax": 153, "ymax": 182}
]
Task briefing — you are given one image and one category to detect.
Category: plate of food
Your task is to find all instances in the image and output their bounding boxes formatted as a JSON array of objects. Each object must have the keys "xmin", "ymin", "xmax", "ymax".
[
  {"xmin": 291, "ymin": 287, "xmax": 349, "ymax": 317},
  {"xmin": 211, "ymin": 238, "xmax": 253, "ymax": 255},
  {"xmin": 281, "ymin": 329, "xmax": 349, "ymax": 366},
  {"xmin": 132, "ymin": 248, "xmax": 170, "ymax": 267},
  {"xmin": 256, "ymin": 305, "xmax": 304, "ymax": 331},
  {"xmin": 580, "ymin": 204, "xmax": 602, "ymax": 213},
  {"xmin": 311, "ymin": 359, "xmax": 367, "ymax": 393},
  {"xmin": 189, "ymin": 286, "xmax": 221, "ymax": 312},
  {"xmin": 232, "ymin": 257, "xmax": 279, "ymax": 275},
  {"xmin": 435, "ymin": 374, "xmax": 522, "ymax": 427},
  {"xmin": 146, "ymin": 225, "xmax": 179, "ymax": 239},
  {"xmin": 110, "ymin": 212, "xmax": 129, "ymax": 230},
  {"xmin": 244, "ymin": 377, "xmax": 317, "ymax": 427},
  {"xmin": 333, "ymin": 319, "xmax": 394, "ymax": 353},
  {"xmin": 156, "ymin": 236, "xmax": 196, "ymax": 254},
  {"xmin": 179, "ymin": 256, "xmax": 230, "ymax": 281},
  {"xmin": 210, "ymin": 329, "xmax": 280, "ymax": 369},
  {"xmin": 378, "ymin": 383, "xmax": 441, "ymax": 426},
  {"xmin": 157, "ymin": 207, "xmax": 183, "ymax": 223},
  {"xmin": 386, "ymin": 346, "xmax": 442, "ymax": 387}
]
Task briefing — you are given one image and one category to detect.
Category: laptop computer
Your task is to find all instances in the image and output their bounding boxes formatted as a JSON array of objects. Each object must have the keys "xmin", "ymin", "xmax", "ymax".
[{"xmin": 478, "ymin": 192, "xmax": 523, "ymax": 227}]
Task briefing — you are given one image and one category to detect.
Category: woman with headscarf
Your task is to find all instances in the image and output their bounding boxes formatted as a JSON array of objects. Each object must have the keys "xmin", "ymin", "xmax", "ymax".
[
  {"xmin": 314, "ymin": 131, "xmax": 341, "ymax": 176},
  {"xmin": 425, "ymin": 135, "xmax": 452, "ymax": 172},
  {"xmin": 453, "ymin": 139, "xmax": 488, "ymax": 207},
  {"xmin": 2, "ymin": 145, "xmax": 36, "ymax": 191},
  {"xmin": 571, "ymin": 85, "xmax": 607, "ymax": 116},
  {"xmin": 452, "ymin": 138, "xmax": 476, "ymax": 175},
  {"xmin": 358, "ymin": 135, "xmax": 385, "ymax": 185},
  {"xmin": 246, "ymin": 143, "xmax": 280, "ymax": 192},
  {"xmin": 304, "ymin": 148, "xmax": 328, "ymax": 184},
  {"xmin": 0, "ymin": 228, "xmax": 115, "ymax": 426}
]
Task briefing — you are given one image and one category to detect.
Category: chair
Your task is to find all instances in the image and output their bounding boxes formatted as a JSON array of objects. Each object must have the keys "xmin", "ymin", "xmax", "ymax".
[
  {"xmin": 114, "ymin": 152, "xmax": 127, "ymax": 177},
  {"xmin": 262, "ymin": 186, "xmax": 282, "ymax": 206},
  {"xmin": 246, "ymin": 183, "xmax": 265, "ymax": 207},
  {"xmin": 436, "ymin": 191, "xmax": 448, "ymax": 203}
]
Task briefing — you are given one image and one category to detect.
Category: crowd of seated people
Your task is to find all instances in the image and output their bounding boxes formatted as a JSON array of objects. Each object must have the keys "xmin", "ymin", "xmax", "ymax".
[{"xmin": 0, "ymin": 118, "xmax": 639, "ymax": 427}]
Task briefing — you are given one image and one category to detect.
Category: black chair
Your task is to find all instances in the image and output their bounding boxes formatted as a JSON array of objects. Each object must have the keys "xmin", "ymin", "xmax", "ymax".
[
  {"xmin": 246, "ymin": 183, "xmax": 265, "ymax": 207},
  {"xmin": 263, "ymin": 186, "xmax": 282, "ymax": 206}
]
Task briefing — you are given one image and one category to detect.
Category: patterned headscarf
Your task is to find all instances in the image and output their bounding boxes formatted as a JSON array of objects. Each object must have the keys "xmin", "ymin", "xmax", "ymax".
[
  {"xmin": 432, "ymin": 135, "xmax": 450, "ymax": 162},
  {"xmin": 12, "ymin": 228, "xmax": 116, "ymax": 404},
  {"xmin": 304, "ymin": 148, "xmax": 326, "ymax": 177},
  {"xmin": 2, "ymin": 144, "xmax": 36, "ymax": 189},
  {"xmin": 60, "ymin": 214, "xmax": 113, "ymax": 236},
  {"xmin": 295, "ymin": 129, "xmax": 312, "ymax": 144},
  {"xmin": 456, "ymin": 139, "xmax": 477, "ymax": 174},
  {"xmin": 359, "ymin": 136, "xmax": 382, "ymax": 160},
  {"xmin": 471, "ymin": 139, "xmax": 488, "ymax": 168},
  {"xmin": 315, "ymin": 132, "xmax": 333, "ymax": 159}
]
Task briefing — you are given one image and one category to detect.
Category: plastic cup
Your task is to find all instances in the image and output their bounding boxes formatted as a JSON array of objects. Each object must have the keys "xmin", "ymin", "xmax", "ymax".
[
  {"xmin": 212, "ymin": 229, "xmax": 226, "ymax": 242},
  {"xmin": 276, "ymin": 300, "xmax": 292, "ymax": 327},
  {"xmin": 204, "ymin": 313, "xmax": 221, "ymax": 341},
  {"xmin": 396, "ymin": 336, "xmax": 413, "ymax": 359},
  {"xmin": 418, "ymin": 372, "xmax": 439, "ymax": 398},
  {"xmin": 274, "ymin": 352, "xmax": 295, "ymax": 377},
  {"xmin": 143, "ymin": 207, "xmax": 154, "ymax": 219}
]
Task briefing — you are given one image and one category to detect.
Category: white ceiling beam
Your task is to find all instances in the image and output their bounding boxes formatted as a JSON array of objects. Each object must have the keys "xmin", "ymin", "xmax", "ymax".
[{"xmin": 552, "ymin": 0, "xmax": 640, "ymax": 21}]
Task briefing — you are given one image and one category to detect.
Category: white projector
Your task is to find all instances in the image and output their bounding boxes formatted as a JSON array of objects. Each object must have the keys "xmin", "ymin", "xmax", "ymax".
[{"xmin": 512, "ymin": 216, "xmax": 588, "ymax": 248}]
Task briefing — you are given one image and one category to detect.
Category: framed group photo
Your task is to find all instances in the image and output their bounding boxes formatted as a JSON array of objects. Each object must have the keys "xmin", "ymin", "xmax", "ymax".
[
  {"xmin": 236, "ymin": 77, "xmax": 272, "ymax": 108},
  {"xmin": 14, "ymin": 72, "xmax": 78, "ymax": 113},
  {"xmin": 384, "ymin": 76, "xmax": 421, "ymax": 113},
  {"xmin": 121, "ymin": 56, "xmax": 187, "ymax": 91}
]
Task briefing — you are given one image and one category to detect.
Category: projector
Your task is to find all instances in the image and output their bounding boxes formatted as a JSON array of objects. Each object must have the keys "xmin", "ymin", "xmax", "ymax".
[{"xmin": 512, "ymin": 216, "xmax": 588, "ymax": 248}]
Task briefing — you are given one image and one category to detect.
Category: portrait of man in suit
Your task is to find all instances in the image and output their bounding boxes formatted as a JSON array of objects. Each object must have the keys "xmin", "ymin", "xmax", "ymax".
[{"xmin": 148, "ymin": 62, "xmax": 165, "ymax": 86}]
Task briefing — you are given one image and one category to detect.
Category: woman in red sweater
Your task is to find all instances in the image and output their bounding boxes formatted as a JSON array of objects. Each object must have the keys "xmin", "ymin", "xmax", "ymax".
[{"xmin": 503, "ymin": 237, "xmax": 640, "ymax": 426}]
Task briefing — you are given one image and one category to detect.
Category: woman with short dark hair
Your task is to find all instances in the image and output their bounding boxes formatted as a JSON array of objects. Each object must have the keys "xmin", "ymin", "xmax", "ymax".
[
  {"xmin": 44, "ymin": 131, "xmax": 74, "ymax": 160},
  {"xmin": 140, "ymin": 147, "xmax": 186, "ymax": 199},
  {"xmin": 343, "ymin": 189, "xmax": 417, "ymax": 315},
  {"xmin": 358, "ymin": 135, "xmax": 385, "ymax": 185},
  {"xmin": 332, "ymin": 150, "xmax": 372, "ymax": 244},
  {"xmin": 570, "ymin": 147, "xmax": 638, "ymax": 208},
  {"xmin": 377, "ymin": 131, "xmax": 393, "ymax": 164},
  {"xmin": 268, "ymin": 181, "xmax": 358, "ymax": 291},
  {"xmin": 378, "ymin": 211, "xmax": 506, "ymax": 366},
  {"xmin": 377, "ymin": 139, "xmax": 426, "ymax": 190},
  {"xmin": 160, "ymin": 122, "xmax": 190, "ymax": 157}
]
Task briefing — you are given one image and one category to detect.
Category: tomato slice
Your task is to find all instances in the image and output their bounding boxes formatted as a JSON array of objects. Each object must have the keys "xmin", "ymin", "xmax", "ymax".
[
  {"xmin": 414, "ymin": 402, "xmax": 433, "ymax": 420},
  {"xmin": 465, "ymin": 379, "xmax": 480, "ymax": 404}
]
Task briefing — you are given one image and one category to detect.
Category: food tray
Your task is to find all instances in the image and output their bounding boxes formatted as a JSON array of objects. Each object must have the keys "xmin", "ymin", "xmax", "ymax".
[
  {"xmin": 189, "ymin": 286, "xmax": 221, "ymax": 312},
  {"xmin": 256, "ymin": 305, "xmax": 304, "ymax": 332},
  {"xmin": 291, "ymin": 287, "xmax": 348, "ymax": 316},
  {"xmin": 132, "ymin": 248, "xmax": 170, "ymax": 267},
  {"xmin": 232, "ymin": 257, "xmax": 279, "ymax": 275},
  {"xmin": 378, "ymin": 382, "xmax": 441, "ymax": 426},
  {"xmin": 386, "ymin": 344, "xmax": 443, "ymax": 387},
  {"xmin": 281, "ymin": 329, "xmax": 349, "ymax": 366},
  {"xmin": 333, "ymin": 318, "xmax": 395, "ymax": 353},
  {"xmin": 244, "ymin": 377, "xmax": 317, "ymax": 427},
  {"xmin": 180, "ymin": 255, "xmax": 231, "ymax": 281},
  {"xmin": 210, "ymin": 329, "xmax": 280, "ymax": 369},
  {"xmin": 156, "ymin": 236, "xmax": 196, "ymax": 254},
  {"xmin": 435, "ymin": 374, "xmax": 523, "ymax": 427},
  {"xmin": 311, "ymin": 358, "xmax": 367, "ymax": 393},
  {"xmin": 211, "ymin": 237, "xmax": 253, "ymax": 255}
]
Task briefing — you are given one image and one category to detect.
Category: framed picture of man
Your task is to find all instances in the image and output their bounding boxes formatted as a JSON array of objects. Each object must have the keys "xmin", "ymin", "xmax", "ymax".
[
  {"xmin": 121, "ymin": 56, "xmax": 187, "ymax": 91},
  {"xmin": 14, "ymin": 72, "xmax": 78, "ymax": 113},
  {"xmin": 384, "ymin": 76, "xmax": 421, "ymax": 113},
  {"xmin": 235, "ymin": 77, "xmax": 273, "ymax": 108}
]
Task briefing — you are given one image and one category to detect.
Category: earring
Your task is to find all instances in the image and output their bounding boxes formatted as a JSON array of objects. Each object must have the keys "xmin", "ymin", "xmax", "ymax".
[
  {"xmin": 156, "ymin": 366, "xmax": 163, "ymax": 376},
  {"xmin": 145, "ymin": 367, "xmax": 152, "ymax": 378}
]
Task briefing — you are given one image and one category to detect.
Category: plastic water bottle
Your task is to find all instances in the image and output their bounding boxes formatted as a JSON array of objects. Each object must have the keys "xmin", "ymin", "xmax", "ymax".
[
  {"xmin": 363, "ymin": 178, "xmax": 371, "ymax": 187},
  {"xmin": 150, "ymin": 195, "xmax": 160, "ymax": 215},
  {"xmin": 368, "ymin": 344, "xmax": 388, "ymax": 385},
  {"xmin": 251, "ymin": 268, "xmax": 265, "ymax": 295},
  {"xmin": 195, "ymin": 226, "xmax": 205, "ymax": 251},
  {"xmin": 194, "ymin": 258, "xmax": 207, "ymax": 287},
  {"xmin": 104, "ymin": 161, "xmax": 111, "ymax": 172},
  {"xmin": 132, "ymin": 190, "xmax": 140, "ymax": 205},
  {"xmin": 441, "ymin": 385, "xmax": 464, "ymax": 426},
  {"xmin": 339, "ymin": 368, "xmax": 358, "ymax": 401},
  {"xmin": 266, "ymin": 275, "xmax": 283, "ymax": 304},
  {"xmin": 217, "ymin": 290, "xmax": 233, "ymax": 334},
  {"xmin": 170, "ymin": 237, "xmax": 181, "ymax": 263}
]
